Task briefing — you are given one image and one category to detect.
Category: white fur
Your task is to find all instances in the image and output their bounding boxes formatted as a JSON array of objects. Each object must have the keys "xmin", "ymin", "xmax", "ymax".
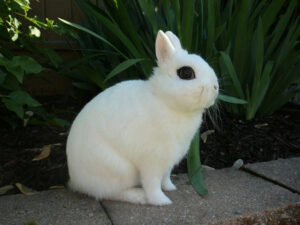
[{"xmin": 66, "ymin": 30, "xmax": 219, "ymax": 205}]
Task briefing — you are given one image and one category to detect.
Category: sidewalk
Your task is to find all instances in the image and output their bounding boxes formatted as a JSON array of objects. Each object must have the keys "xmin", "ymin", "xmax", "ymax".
[{"xmin": 0, "ymin": 158, "xmax": 299, "ymax": 225}]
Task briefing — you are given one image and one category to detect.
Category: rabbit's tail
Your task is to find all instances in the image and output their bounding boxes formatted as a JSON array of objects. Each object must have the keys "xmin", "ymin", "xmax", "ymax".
[{"xmin": 107, "ymin": 188, "xmax": 147, "ymax": 204}]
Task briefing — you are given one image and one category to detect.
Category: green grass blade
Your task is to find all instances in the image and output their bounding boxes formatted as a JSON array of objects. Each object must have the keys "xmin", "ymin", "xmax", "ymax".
[
  {"xmin": 104, "ymin": 58, "xmax": 145, "ymax": 82},
  {"xmin": 232, "ymin": 0, "xmax": 252, "ymax": 78},
  {"xmin": 215, "ymin": 22, "xmax": 226, "ymax": 41},
  {"xmin": 112, "ymin": 0, "xmax": 148, "ymax": 56},
  {"xmin": 181, "ymin": 0, "xmax": 196, "ymax": 51},
  {"xmin": 187, "ymin": 130, "xmax": 208, "ymax": 196},
  {"xmin": 254, "ymin": 18, "xmax": 264, "ymax": 81},
  {"xmin": 137, "ymin": 0, "xmax": 158, "ymax": 34},
  {"xmin": 262, "ymin": 0, "xmax": 285, "ymax": 34},
  {"xmin": 218, "ymin": 94, "xmax": 247, "ymax": 104},
  {"xmin": 76, "ymin": 0, "xmax": 141, "ymax": 58},
  {"xmin": 170, "ymin": 0, "xmax": 181, "ymax": 35},
  {"xmin": 220, "ymin": 51, "xmax": 245, "ymax": 99},
  {"xmin": 263, "ymin": 89, "xmax": 300, "ymax": 115},
  {"xmin": 58, "ymin": 18, "xmax": 124, "ymax": 58},
  {"xmin": 205, "ymin": 0, "xmax": 216, "ymax": 57},
  {"xmin": 60, "ymin": 53, "xmax": 105, "ymax": 72},
  {"xmin": 265, "ymin": 0, "xmax": 297, "ymax": 60},
  {"xmin": 78, "ymin": 66, "xmax": 107, "ymax": 89},
  {"xmin": 250, "ymin": 0, "xmax": 268, "ymax": 22},
  {"xmin": 72, "ymin": 82, "xmax": 98, "ymax": 91},
  {"xmin": 247, "ymin": 61, "xmax": 273, "ymax": 120}
]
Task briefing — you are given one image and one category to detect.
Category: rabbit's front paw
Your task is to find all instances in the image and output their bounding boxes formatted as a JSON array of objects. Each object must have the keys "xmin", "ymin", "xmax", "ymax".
[
  {"xmin": 147, "ymin": 190, "xmax": 172, "ymax": 205},
  {"xmin": 162, "ymin": 179, "xmax": 177, "ymax": 191}
]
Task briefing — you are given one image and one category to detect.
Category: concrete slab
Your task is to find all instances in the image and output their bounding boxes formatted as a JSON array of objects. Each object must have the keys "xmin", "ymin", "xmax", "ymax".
[
  {"xmin": 102, "ymin": 169, "xmax": 300, "ymax": 225},
  {"xmin": 244, "ymin": 157, "xmax": 300, "ymax": 193},
  {"xmin": 0, "ymin": 189, "xmax": 111, "ymax": 225}
]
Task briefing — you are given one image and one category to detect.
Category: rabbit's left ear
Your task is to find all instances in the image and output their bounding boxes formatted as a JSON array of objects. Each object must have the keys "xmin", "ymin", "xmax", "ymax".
[
  {"xmin": 165, "ymin": 31, "xmax": 182, "ymax": 51},
  {"xmin": 155, "ymin": 30, "xmax": 176, "ymax": 62}
]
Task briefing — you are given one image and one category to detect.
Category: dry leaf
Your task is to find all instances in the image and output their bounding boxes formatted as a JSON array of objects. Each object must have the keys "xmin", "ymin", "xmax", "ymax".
[
  {"xmin": 49, "ymin": 185, "xmax": 65, "ymax": 190},
  {"xmin": 254, "ymin": 123, "xmax": 268, "ymax": 128},
  {"xmin": 25, "ymin": 147, "xmax": 40, "ymax": 152},
  {"xmin": 24, "ymin": 221, "xmax": 37, "ymax": 225},
  {"xmin": 15, "ymin": 183, "xmax": 37, "ymax": 195},
  {"xmin": 52, "ymin": 143, "xmax": 62, "ymax": 146},
  {"xmin": 0, "ymin": 185, "xmax": 14, "ymax": 195},
  {"xmin": 201, "ymin": 130, "xmax": 215, "ymax": 143},
  {"xmin": 32, "ymin": 145, "xmax": 51, "ymax": 161}
]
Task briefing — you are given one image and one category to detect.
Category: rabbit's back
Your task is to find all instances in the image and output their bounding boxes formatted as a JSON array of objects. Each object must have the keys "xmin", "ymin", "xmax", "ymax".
[{"xmin": 67, "ymin": 79, "xmax": 202, "ymax": 170}]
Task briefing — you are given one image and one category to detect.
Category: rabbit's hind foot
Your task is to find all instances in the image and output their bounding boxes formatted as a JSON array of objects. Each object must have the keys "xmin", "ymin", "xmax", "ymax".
[{"xmin": 107, "ymin": 188, "xmax": 147, "ymax": 204}]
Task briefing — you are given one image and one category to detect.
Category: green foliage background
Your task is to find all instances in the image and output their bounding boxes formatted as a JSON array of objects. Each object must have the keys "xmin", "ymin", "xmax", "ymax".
[{"xmin": 0, "ymin": 0, "xmax": 71, "ymax": 128}]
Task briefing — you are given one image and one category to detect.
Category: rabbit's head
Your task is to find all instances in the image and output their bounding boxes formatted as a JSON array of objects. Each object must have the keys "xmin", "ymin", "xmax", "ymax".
[{"xmin": 149, "ymin": 30, "xmax": 219, "ymax": 113}]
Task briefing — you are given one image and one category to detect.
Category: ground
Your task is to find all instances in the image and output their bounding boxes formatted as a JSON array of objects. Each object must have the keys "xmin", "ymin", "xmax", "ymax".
[{"xmin": 0, "ymin": 96, "xmax": 299, "ymax": 194}]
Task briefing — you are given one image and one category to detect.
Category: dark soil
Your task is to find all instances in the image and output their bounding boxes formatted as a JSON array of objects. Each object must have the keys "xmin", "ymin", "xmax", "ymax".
[
  {"xmin": 211, "ymin": 204, "xmax": 300, "ymax": 225},
  {"xmin": 199, "ymin": 103, "xmax": 300, "ymax": 169},
  {"xmin": 0, "ymin": 96, "xmax": 299, "ymax": 195}
]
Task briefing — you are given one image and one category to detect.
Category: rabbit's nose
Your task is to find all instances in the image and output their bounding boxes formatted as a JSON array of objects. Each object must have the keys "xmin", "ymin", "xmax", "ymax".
[{"xmin": 213, "ymin": 84, "xmax": 218, "ymax": 91}]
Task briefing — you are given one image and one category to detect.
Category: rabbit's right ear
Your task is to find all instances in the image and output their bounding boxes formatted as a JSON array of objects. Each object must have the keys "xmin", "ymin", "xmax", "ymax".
[{"xmin": 155, "ymin": 30, "xmax": 176, "ymax": 62}]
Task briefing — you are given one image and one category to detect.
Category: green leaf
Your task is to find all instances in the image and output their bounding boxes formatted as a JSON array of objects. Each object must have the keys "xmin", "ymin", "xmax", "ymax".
[
  {"xmin": 2, "ymin": 56, "xmax": 43, "ymax": 82},
  {"xmin": 187, "ymin": 130, "xmax": 208, "ymax": 196},
  {"xmin": 12, "ymin": 56, "xmax": 43, "ymax": 74},
  {"xmin": 263, "ymin": 88, "xmax": 300, "ymax": 115},
  {"xmin": 72, "ymin": 82, "xmax": 97, "ymax": 91},
  {"xmin": 61, "ymin": 53, "xmax": 104, "ymax": 71},
  {"xmin": 55, "ymin": 20, "xmax": 80, "ymax": 39},
  {"xmin": 262, "ymin": 0, "xmax": 285, "ymax": 34},
  {"xmin": 265, "ymin": 0, "xmax": 297, "ymax": 60},
  {"xmin": 218, "ymin": 94, "xmax": 247, "ymax": 104},
  {"xmin": 58, "ymin": 18, "xmax": 124, "ymax": 57},
  {"xmin": 1, "ymin": 75, "xmax": 20, "ymax": 91},
  {"xmin": 104, "ymin": 59, "xmax": 145, "ymax": 82},
  {"xmin": 2, "ymin": 97, "xmax": 24, "ymax": 118},
  {"xmin": 79, "ymin": 66, "xmax": 106, "ymax": 89},
  {"xmin": 8, "ymin": 90, "xmax": 41, "ymax": 107},
  {"xmin": 246, "ymin": 61, "xmax": 272, "ymax": 120},
  {"xmin": 232, "ymin": 0, "xmax": 252, "ymax": 78},
  {"xmin": 3, "ymin": 61, "xmax": 24, "ymax": 83},
  {"xmin": 170, "ymin": 0, "xmax": 181, "ymax": 34},
  {"xmin": 14, "ymin": 0, "xmax": 31, "ymax": 12},
  {"xmin": 220, "ymin": 52, "xmax": 245, "ymax": 99},
  {"xmin": 137, "ymin": 0, "xmax": 158, "ymax": 34},
  {"xmin": 46, "ymin": 118, "xmax": 70, "ymax": 127},
  {"xmin": 253, "ymin": 18, "xmax": 264, "ymax": 80},
  {"xmin": 181, "ymin": 0, "xmax": 196, "ymax": 51},
  {"xmin": 72, "ymin": 0, "xmax": 141, "ymax": 58},
  {"xmin": 0, "ymin": 69, "xmax": 7, "ymax": 84},
  {"xmin": 39, "ymin": 48, "xmax": 62, "ymax": 68},
  {"xmin": 205, "ymin": 0, "xmax": 216, "ymax": 57},
  {"xmin": 0, "ymin": 115, "xmax": 18, "ymax": 129},
  {"xmin": 28, "ymin": 26, "xmax": 41, "ymax": 38},
  {"xmin": 24, "ymin": 221, "xmax": 37, "ymax": 225}
]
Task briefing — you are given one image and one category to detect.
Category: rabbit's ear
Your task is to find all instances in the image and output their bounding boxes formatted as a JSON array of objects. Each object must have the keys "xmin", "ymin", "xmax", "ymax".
[
  {"xmin": 155, "ymin": 30, "xmax": 176, "ymax": 62},
  {"xmin": 165, "ymin": 31, "xmax": 182, "ymax": 51}
]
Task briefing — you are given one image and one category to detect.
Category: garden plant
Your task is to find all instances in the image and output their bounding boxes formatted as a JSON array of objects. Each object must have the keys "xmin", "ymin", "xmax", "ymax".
[
  {"xmin": 0, "ymin": 0, "xmax": 298, "ymax": 199},
  {"xmin": 60, "ymin": 0, "xmax": 299, "ymax": 195},
  {"xmin": 0, "ymin": 0, "xmax": 74, "ymax": 128}
]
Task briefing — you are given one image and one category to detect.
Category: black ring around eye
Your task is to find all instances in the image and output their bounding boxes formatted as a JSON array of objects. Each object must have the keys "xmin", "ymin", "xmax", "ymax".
[{"xmin": 177, "ymin": 66, "xmax": 195, "ymax": 80}]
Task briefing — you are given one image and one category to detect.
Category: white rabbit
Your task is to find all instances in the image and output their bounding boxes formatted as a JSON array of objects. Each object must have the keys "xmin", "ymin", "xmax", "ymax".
[{"xmin": 66, "ymin": 30, "xmax": 219, "ymax": 205}]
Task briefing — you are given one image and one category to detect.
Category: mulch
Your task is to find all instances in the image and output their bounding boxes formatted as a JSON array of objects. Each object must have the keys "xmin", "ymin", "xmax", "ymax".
[
  {"xmin": 0, "ymin": 96, "xmax": 299, "ymax": 194},
  {"xmin": 211, "ymin": 204, "xmax": 300, "ymax": 225}
]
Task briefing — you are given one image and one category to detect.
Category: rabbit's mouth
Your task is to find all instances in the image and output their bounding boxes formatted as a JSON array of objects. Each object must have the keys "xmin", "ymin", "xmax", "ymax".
[{"xmin": 198, "ymin": 85, "xmax": 218, "ymax": 109}]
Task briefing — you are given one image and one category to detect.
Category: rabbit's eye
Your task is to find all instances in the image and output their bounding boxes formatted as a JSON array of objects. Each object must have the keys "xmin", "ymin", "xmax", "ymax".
[{"xmin": 177, "ymin": 66, "xmax": 195, "ymax": 80}]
